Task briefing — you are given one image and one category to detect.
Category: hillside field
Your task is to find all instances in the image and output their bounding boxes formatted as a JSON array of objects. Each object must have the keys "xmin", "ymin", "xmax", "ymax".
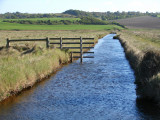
[{"xmin": 115, "ymin": 16, "xmax": 160, "ymax": 29}]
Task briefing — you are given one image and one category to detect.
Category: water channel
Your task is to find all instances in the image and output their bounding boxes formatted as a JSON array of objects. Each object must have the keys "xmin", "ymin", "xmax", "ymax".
[{"xmin": 0, "ymin": 34, "xmax": 160, "ymax": 120}]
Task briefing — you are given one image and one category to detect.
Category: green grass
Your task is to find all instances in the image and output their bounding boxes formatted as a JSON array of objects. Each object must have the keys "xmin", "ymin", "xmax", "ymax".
[
  {"xmin": 0, "ymin": 21, "xmax": 123, "ymax": 30},
  {"xmin": 157, "ymin": 15, "xmax": 160, "ymax": 18}
]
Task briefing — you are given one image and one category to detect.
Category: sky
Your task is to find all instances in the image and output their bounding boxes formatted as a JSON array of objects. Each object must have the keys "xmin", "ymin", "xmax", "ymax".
[{"xmin": 0, "ymin": 0, "xmax": 160, "ymax": 13}]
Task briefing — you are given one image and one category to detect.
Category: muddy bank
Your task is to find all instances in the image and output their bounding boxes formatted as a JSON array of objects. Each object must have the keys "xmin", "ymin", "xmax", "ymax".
[{"xmin": 116, "ymin": 34, "xmax": 160, "ymax": 104}]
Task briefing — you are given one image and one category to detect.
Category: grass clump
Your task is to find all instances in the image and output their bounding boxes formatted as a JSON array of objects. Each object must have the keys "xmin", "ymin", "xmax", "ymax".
[
  {"xmin": 0, "ymin": 46, "xmax": 70, "ymax": 101},
  {"xmin": 117, "ymin": 29, "xmax": 160, "ymax": 104}
]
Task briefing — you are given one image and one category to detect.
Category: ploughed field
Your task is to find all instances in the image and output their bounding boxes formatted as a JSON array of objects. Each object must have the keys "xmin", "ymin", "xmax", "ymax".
[{"xmin": 115, "ymin": 16, "xmax": 160, "ymax": 29}]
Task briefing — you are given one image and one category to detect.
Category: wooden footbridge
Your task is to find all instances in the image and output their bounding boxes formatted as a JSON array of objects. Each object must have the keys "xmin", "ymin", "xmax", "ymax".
[{"xmin": 6, "ymin": 37, "xmax": 95, "ymax": 63}]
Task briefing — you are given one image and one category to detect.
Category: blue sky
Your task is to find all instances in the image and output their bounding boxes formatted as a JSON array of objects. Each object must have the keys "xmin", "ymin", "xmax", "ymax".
[{"xmin": 0, "ymin": 0, "xmax": 160, "ymax": 13}]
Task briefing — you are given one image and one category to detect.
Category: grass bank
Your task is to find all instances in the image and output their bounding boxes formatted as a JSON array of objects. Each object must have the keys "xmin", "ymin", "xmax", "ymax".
[
  {"xmin": 0, "ymin": 30, "xmax": 108, "ymax": 102},
  {"xmin": 116, "ymin": 29, "xmax": 160, "ymax": 103}
]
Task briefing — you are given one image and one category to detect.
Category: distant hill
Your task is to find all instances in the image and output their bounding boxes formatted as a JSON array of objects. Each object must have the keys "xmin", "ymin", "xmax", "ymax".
[
  {"xmin": 114, "ymin": 16, "xmax": 160, "ymax": 29},
  {"xmin": 1, "ymin": 10, "xmax": 158, "ymax": 20},
  {"xmin": 63, "ymin": 9, "xmax": 157, "ymax": 20}
]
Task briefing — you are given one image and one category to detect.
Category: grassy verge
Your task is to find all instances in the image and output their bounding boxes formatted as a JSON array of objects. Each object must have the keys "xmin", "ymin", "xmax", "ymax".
[
  {"xmin": 0, "ymin": 30, "xmax": 109, "ymax": 102},
  {"xmin": 117, "ymin": 29, "xmax": 160, "ymax": 103}
]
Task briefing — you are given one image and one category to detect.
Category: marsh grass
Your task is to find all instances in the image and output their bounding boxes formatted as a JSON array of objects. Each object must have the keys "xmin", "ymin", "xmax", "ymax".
[
  {"xmin": 117, "ymin": 29, "xmax": 160, "ymax": 103},
  {"xmin": 0, "ymin": 30, "xmax": 108, "ymax": 101},
  {"xmin": 0, "ymin": 47, "xmax": 70, "ymax": 101}
]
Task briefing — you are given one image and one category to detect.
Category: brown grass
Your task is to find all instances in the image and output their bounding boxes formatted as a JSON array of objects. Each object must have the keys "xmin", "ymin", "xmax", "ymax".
[
  {"xmin": 0, "ymin": 30, "xmax": 108, "ymax": 102},
  {"xmin": 117, "ymin": 29, "xmax": 160, "ymax": 103}
]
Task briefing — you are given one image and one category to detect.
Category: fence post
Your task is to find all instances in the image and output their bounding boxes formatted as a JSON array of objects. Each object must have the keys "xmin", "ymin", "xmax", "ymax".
[
  {"xmin": 6, "ymin": 38, "xmax": 9, "ymax": 48},
  {"xmin": 60, "ymin": 37, "xmax": 62, "ymax": 49},
  {"xmin": 46, "ymin": 37, "xmax": 49, "ymax": 48},
  {"xmin": 80, "ymin": 37, "xmax": 83, "ymax": 63},
  {"xmin": 70, "ymin": 52, "xmax": 73, "ymax": 63}
]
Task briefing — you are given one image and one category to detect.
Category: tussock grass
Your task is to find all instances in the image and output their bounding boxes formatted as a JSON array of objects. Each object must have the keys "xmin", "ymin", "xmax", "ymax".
[
  {"xmin": 117, "ymin": 29, "xmax": 160, "ymax": 104},
  {"xmin": 0, "ymin": 30, "xmax": 108, "ymax": 101},
  {"xmin": 0, "ymin": 47, "xmax": 69, "ymax": 101}
]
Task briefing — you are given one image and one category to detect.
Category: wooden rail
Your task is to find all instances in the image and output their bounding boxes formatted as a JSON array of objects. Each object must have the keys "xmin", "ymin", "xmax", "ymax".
[
  {"xmin": 50, "ymin": 37, "xmax": 95, "ymax": 63},
  {"xmin": 6, "ymin": 37, "xmax": 95, "ymax": 63},
  {"xmin": 6, "ymin": 38, "xmax": 49, "ymax": 48}
]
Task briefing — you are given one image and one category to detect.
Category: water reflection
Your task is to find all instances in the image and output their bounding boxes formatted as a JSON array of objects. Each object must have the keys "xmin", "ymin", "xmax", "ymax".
[{"xmin": 136, "ymin": 98, "xmax": 160, "ymax": 119}]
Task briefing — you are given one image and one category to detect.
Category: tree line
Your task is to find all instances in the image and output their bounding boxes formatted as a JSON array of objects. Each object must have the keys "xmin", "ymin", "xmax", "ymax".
[
  {"xmin": 3, "ymin": 19, "xmax": 79, "ymax": 25},
  {"xmin": 3, "ymin": 17, "xmax": 125, "ymax": 28},
  {"xmin": 0, "ymin": 12, "xmax": 74, "ymax": 19},
  {"xmin": 0, "ymin": 10, "xmax": 159, "ymax": 20},
  {"xmin": 63, "ymin": 10, "xmax": 159, "ymax": 20}
]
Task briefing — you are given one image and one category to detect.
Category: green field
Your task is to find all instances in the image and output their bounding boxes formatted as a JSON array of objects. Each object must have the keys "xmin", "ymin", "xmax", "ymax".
[
  {"xmin": 0, "ymin": 21, "xmax": 123, "ymax": 30},
  {"xmin": 157, "ymin": 15, "xmax": 160, "ymax": 17}
]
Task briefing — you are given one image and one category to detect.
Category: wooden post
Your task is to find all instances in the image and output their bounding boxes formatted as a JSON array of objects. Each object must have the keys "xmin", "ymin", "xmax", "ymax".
[
  {"xmin": 6, "ymin": 38, "xmax": 9, "ymax": 48},
  {"xmin": 46, "ymin": 37, "xmax": 49, "ymax": 48},
  {"xmin": 71, "ymin": 52, "xmax": 73, "ymax": 62},
  {"xmin": 60, "ymin": 37, "xmax": 62, "ymax": 49},
  {"xmin": 80, "ymin": 37, "xmax": 83, "ymax": 63}
]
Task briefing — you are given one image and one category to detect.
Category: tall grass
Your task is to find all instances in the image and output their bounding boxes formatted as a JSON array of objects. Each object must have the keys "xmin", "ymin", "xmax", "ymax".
[
  {"xmin": 117, "ymin": 29, "xmax": 160, "ymax": 104},
  {"xmin": 0, "ymin": 47, "xmax": 70, "ymax": 101},
  {"xmin": 0, "ymin": 30, "xmax": 109, "ymax": 101}
]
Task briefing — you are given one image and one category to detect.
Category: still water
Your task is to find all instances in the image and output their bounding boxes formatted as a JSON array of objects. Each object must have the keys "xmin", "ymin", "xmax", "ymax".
[{"xmin": 0, "ymin": 34, "xmax": 160, "ymax": 120}]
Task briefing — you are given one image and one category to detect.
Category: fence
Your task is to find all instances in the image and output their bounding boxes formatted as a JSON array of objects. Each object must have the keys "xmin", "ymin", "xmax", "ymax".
[
  {"xmin": 49, "ymin": 37, "xmax": 94, "ymax": 63},
  {"xmin": 6, "ymin": 37, "xmax": 49, "ymax": 48},
  {"xmin": 6, "ymin": 37, "xmax": 95, "ymax": 63}
]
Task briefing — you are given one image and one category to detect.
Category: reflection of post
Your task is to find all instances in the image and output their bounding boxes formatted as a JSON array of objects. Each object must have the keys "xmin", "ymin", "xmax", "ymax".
[
  {"xmin": 60, "ymin": 37, "xmax": 62, "ymax": 49},
  {"xmin": 6, "ymin": 38, "xmax": 9, "ymax": 48},
  {"xmin": 71, "ymin": 52, "xmax": 73, "ymax": 62},
  {"xmin": 80, "ymin": 37, "xmax": 83, "ymax": 63}
]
